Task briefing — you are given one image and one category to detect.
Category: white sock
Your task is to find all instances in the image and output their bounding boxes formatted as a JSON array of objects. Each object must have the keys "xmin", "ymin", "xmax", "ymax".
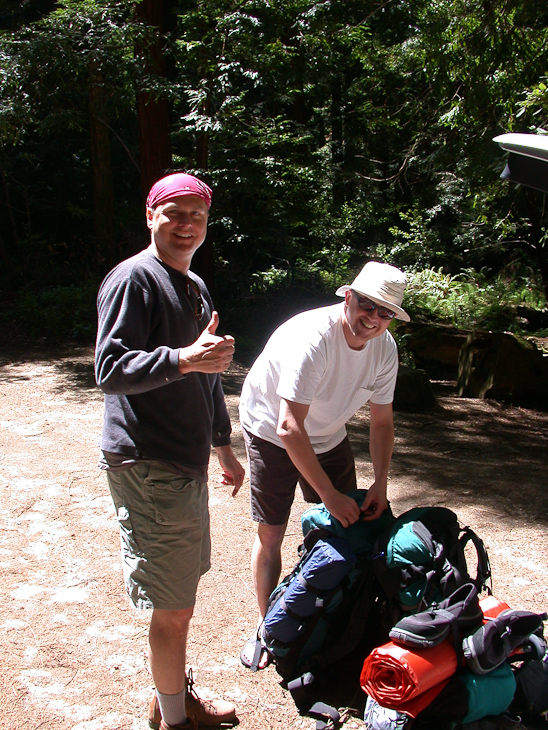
[{"xmin": 156, "ymin": 688, "xmax": 187, "ymax": 727}]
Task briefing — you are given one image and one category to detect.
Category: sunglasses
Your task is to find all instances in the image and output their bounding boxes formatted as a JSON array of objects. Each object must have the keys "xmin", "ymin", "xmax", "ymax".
[
  {"xmin": 186, "ymin": 277, "xmax": 204, "ymax": 320},
  {"xmin": 352, "ymin": 292, "xmax": 396, "ymax": 320}
]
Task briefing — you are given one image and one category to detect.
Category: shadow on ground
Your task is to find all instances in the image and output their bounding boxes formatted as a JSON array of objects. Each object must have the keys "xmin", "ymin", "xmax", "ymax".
[{"xmin": 2, "ymin": 343, "xmax": 546, "ymax": 529}]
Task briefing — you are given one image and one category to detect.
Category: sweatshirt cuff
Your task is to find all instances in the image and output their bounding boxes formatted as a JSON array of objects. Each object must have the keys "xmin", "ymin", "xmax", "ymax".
[{"xmin": 168, "ymin": 348, "xmax": 187, "ymax": 379}]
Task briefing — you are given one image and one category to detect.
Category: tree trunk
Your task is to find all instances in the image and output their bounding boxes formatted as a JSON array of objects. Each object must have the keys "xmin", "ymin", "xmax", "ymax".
[
  {"xmin": 89, "ymin": 57, "xmax": 115, "ymax": 269},
  {"xmin": 0, "ymin": 161, "xmax": 17, "ymax": 274},
  {"xmin": 331, "ymin": 73, "xmax": 344, "ymax": 208},
  {"xmin": 192, "ymin": 90, "xmax": 215, "ymax": 289},
  {"xmin": 134, "ymin": 0, "xmax": 173, "ymax": 204}
]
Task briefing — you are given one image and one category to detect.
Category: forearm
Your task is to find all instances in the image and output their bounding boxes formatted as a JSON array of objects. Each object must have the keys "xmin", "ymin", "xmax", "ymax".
[
  {"xmin": 95, "ymin": 342, "xmax": 182, "ymax": 395},
  {"xmin": 215, "ymin": 443, "xmax": 245, "ymax": 495},
  {"xmin": 277, "ymin": 411, "xmax": 335, "ymax": 501},
  {"xmin": 95, "ymin": 274, "xmax": 184, "ymax": 394},
  {"xmin": 369, "ymin": 418, "xmax": 394, "ymax": 493}
]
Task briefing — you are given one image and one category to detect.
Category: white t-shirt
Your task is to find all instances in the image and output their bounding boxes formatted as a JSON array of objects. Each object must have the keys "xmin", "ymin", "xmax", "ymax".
[{"xmin": 239, "ymin": 303, "xmax": 399, "ymax": 453}]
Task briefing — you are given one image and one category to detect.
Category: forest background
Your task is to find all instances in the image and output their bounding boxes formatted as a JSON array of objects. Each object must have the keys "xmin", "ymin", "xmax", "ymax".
[{"xmin": 1, "ymin": 0, "xmax": 548, "ymax": 362}]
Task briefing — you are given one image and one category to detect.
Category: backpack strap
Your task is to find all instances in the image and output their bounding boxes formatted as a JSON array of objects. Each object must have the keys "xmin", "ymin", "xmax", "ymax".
[
  {"xmin": 287, "ymin": 672, "xmax": 341, "ymax": 728},
  {"xmin": 308, "ymin": 701, "xmax": 340, "ymax": 730},
  {"xmin": 459, "ymin": 526, "xmax": 492, "ymax": 594},
  {"xmin": 310, "ymin": 565, "xmax": 380, "ymax": 670},
  {"xmin": 287, "ymin": 670, "xmax": 315, "ymax": 708},
  {"xmin": 459, "ymin": 711, "xmax": 525, "ymax": 730}
]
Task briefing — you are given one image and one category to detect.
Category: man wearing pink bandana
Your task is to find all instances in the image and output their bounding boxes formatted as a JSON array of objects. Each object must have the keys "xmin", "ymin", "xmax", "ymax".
[{"xmin": 95, "ymin": 173, "xmax": 244, "ymax": 730}]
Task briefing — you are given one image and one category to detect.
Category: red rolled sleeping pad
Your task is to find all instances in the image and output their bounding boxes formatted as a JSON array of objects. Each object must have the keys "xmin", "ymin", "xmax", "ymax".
[{"xmin": 360, "ymin": 595, "xmax": 511, "ymax": 718}]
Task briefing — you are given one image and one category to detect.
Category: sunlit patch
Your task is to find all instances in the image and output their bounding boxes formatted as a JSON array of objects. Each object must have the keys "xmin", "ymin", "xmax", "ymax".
[
  {"xmin": 71, "ymin": 714, "xmax": 126, "ymax": 730},
  {"xmin": 1, "ymin": 422, "xmax": 44, "ymax": 437},
  {"xmin": 11, "ymin": 583, "xmax": 47, "ymax": 600},
  {"xmin": 9, "ymin": 477, "xmax": 48, "ymax": 492},
  {"xmin": 224, "ymin": 686, "xmax": 249, "ymax": 702},
  {"xmin": 85, "ymin": 621, "xmax": 137, "ymax": 641},
  {"xmin": 207, "ymin": 656, "xmax": 241, "ymax": 673},
  {"xmin": 50, "ymin": 613, "xmax": 69, "ymax": 623},
  {"xmin": 20, "ymin": 513, "xmax": 68, "ymax": 542},
  {"xmin": 105, "ymin": 652, "xmax": 145, "ymax": 677},
  {"xmin": 0, "ymin": 618, "xmax": 28, "ymax": 629},
  {"xmin": 492, "ymin": 545, "xmax": 545, "ymax": 573},
  {"xmin": 27, "ymin": 541, "xmax": 50, "ymax": 559},
  {"xmin": 49, "ymin": 583, "xmax": 89, "ymax": 603}
]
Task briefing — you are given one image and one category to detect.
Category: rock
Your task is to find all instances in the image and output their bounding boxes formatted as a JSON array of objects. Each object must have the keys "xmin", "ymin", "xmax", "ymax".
[
  {"xmin": 398, "ymin": 323, "xmax": 470, "ymax": 377},
  {"xmin": 516, "ymin": 306, "xmax": 548, "ymax": 331},
  {"xmin": 457, "ymin": 331, "xmax": 548, "ymax": 405},
  {"xmin": 393, "ymin": 365, "xmax": 438, "ymax": 412}
]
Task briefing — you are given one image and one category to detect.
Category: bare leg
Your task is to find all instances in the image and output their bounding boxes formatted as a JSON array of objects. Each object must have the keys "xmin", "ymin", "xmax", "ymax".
[
  {"xmin": 251, "ymin": 522, "xmax": 288, "ymax": 619},
  {"xmin": 148, "ymin": 607, "xmax": 193, "ymax": 694}
]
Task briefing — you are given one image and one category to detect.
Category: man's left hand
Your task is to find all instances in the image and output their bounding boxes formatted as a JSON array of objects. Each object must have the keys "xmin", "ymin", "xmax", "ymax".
[
  {"xmin": 215, "ymin": 445, "xmax": 245, "ymax": 497},
  {"xmin": 360, "ymin": 481, "xmax": 389, "ymax": 521}
]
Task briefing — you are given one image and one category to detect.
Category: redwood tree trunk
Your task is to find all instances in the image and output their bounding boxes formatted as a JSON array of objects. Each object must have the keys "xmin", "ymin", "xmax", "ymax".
[
  {"xmin": 134, "ymin": 0, "xmax": 173, "ymax": 203},
  {"xmin": 89, "ymin": 58, "xmax": 115, "ymax": 268},
  {"xmin": 192, "ymin": 91, "xmax": 214, "ymax": 288}
]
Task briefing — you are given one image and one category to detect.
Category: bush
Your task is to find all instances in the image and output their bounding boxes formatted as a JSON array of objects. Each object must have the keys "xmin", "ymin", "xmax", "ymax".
[
  {"xmin": 0, "ymin": 283, "xmax": 99, "ymax": 344},
  {"xmin": 404, "ymin": 267, "xmax": 546, "ymax": 331}
]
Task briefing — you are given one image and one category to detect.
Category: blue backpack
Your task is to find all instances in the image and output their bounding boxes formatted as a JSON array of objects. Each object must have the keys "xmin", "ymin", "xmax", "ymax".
[{"xmin": 260, "ymin": 491, "xmax": 394, "ymax": 693}]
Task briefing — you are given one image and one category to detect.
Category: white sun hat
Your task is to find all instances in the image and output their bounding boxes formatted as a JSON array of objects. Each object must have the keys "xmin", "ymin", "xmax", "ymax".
[{"xmin": 335, "ymin": 261, "xmax": 410, "ymax": 322}]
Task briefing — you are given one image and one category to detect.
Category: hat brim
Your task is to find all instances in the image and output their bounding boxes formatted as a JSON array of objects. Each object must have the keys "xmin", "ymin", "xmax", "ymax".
[{"xmin": 336, "ymin": 285, "xmax": 410, "ymax": 322}]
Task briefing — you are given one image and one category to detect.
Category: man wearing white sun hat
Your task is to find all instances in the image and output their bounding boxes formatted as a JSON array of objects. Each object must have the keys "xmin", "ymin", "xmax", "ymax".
[{"xmin": 238, "ymin": 260, "xmax": 409, "ymax": 669}]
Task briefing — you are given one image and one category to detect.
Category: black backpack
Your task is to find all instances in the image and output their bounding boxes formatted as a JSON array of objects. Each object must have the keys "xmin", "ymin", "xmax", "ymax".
[{"xmin": 370, "ymin": 506, "xmax": 492, "ymax": 626}]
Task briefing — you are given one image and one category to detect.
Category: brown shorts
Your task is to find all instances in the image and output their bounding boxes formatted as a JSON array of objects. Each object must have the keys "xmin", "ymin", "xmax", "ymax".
[{"xmin": 243, "ymin": 429, "xmax": 357, "ymax": 525}]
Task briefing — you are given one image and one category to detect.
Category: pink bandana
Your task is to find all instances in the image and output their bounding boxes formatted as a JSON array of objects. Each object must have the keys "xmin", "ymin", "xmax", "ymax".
[{"xmin": 146, "ymin": 173, "xmax": 212, "ymax": 209}]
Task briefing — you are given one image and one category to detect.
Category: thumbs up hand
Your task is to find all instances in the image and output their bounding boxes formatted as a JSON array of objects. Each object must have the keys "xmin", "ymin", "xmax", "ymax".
[{"xmin": 178, "ymin": 311, "xmax": 235, "ymax": 374}]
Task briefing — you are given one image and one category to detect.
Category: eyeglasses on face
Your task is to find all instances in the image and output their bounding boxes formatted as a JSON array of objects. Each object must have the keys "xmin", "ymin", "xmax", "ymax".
[
  {"xmin": 352, "ymin": 291, "xmax": 396, "ymax": 320},
  {"xmin": 186, "ymin": 277, "xmax": 204, "ymax": 320}
]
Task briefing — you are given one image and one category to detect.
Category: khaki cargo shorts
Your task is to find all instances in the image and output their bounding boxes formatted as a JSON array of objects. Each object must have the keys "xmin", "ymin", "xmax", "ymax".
[{"xmin": 106, "ymin": 461, "xmax": 210, "ymax": 610}]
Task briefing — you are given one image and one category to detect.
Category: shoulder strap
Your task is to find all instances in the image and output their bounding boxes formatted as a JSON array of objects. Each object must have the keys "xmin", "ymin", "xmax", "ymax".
[
  {"xmin": 459, "ymin": 526, "xmax": 492, "ymax": 594},
  {"xmin": 287, "ymin": 674, "xmax": 340, "ymax": 729},
  {"xmin": 310, "ymin": 563, "xmax": 379, "ymax": 670}
]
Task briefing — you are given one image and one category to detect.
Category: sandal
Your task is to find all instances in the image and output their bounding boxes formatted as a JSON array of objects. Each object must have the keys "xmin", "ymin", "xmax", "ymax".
[{"xmin": 240, "ymin": 634, "xmax": 271, "ymax": 672}]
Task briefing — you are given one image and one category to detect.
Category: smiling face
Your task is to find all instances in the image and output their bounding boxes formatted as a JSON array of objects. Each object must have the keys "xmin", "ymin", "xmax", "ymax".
[
  {"xmin": 146, "ymin": 194, "xmax": 209, "ymax": 273},
  {"xmin": 341, "ymin": 290, "xmax": 392, "ymax": 349}
]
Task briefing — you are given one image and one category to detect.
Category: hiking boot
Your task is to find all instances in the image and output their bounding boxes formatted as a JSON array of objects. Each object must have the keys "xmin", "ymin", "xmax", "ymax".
[
  {"xmin": 463, "ymin": 609, "xmax": 547, "ymax": 675},
  {"xmin": 389, "ymin": 582, "xmax": 482, "ymax": 649},
  {"xmin": 148, "ymin": 670, "xmax": 236, "ymax": 729},
  {"xmin": 186, "ymin": 669, "xmax": 236, "ymax": 726},
  {"xmin": 159, "ymin": 719, "xmax": 197, "ymax": 730}
]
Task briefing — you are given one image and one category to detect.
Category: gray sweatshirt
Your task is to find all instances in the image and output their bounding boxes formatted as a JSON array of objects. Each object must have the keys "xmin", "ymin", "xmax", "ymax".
[{"xmin": 95, "ymin": 249, "xmax": 231, "ymax": 478}]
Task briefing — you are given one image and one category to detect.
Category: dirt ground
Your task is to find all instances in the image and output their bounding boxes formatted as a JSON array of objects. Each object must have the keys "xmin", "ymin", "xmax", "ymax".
[{"xmin": 0, "ymin": 343, "xmax": 547, "ymax": 730}]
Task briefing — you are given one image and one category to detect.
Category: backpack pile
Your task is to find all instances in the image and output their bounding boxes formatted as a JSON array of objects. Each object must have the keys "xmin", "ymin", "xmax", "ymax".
[
  {"xmin": 257, "ymin": 491, "xmax": 547, "ymax": 730},
  {"xmin": 362, "ymin": 591, "xmax": 546, "ymax": 729}
]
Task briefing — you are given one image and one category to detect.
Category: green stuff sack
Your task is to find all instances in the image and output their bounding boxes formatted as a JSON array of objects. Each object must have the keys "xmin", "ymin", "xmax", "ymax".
[
  {"xmin": 371, "ymin": 506, "xmax": 491, "ymax": 616},
  {"xmin": 301, "ymin": 488, "xmax": 395, "ymax": 558}
]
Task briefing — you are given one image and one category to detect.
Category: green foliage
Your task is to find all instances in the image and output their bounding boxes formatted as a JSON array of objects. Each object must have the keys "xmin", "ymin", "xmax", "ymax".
[
  {"xmin": 1, "ymin": 0, "xmax": 548, "ymax": 342},
  {"xmin": 404, "ymin": 267, "xmax": 546, "ymax": 331},
  {"xmin": 0, "ymin": 282, "xmax": 99, "ymax": 342},
  {"xmin": 0, "ymin": 0, "xmax": 140, "ymax": 286}
]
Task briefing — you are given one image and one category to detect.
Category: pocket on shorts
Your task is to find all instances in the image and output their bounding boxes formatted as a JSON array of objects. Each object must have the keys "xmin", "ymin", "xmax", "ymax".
[{"xmin": 144, "ymin": 466, "xmax": 201, "ymax": 533}]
